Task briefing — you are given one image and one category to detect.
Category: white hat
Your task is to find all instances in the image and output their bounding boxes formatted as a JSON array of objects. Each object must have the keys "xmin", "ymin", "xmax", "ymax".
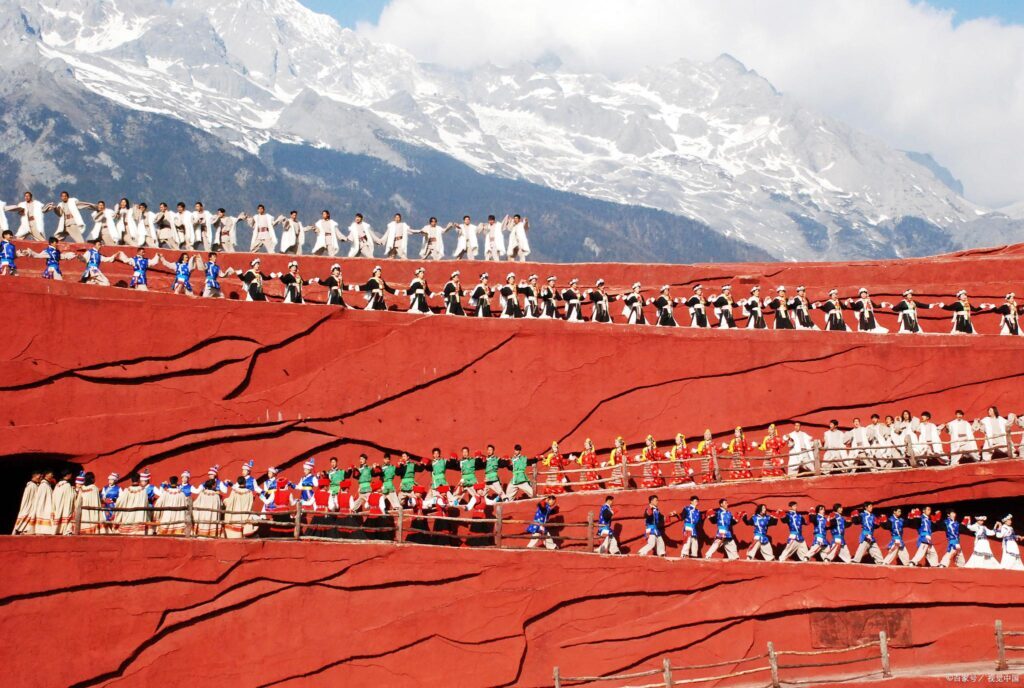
[
  {"xmin": 632, "ymin": 282, "xmax": 641, "ymax": 289},
  {"xmin": 330, "ymin": 263, "xmax": 341, "ymax": 271},
  {"xmin": 596, "ymin": 278, "xmax": 605, "ymax": 286},
  {"xmin": 414, "ymin": 267, "xmax": 424, "ymax": 274},
  {"xmin": 776, "ymin": 286, "xmax": 786, "ymax": 293},
  {"xmin": 208, "ymin": 464, "xmax": 220, "ymax": 476},
  {"xmin": 451, "ymin": 271, "xmax": 460, "ymax": 278},
  {"xmin": 529, "ymin": 274, "xmax": 539, "ymax": 280},
  {"xmin": 267, "ymin": 466, "xmax": 278, "ymax": 475},
  {"xmin": 181, "ymin": 470, "xmax": 191, "ymax": 479},
  {"xmin": 242, "ymin": 459, "xmax": 254, "ymax": 472},
  {"xmin": 303, "ymin": 458, "xmax": 315, "ymax": 470},
  {"xmin": 1007, "ymin": 292, "xmax": 1016, "ymax": 300},
  {"xmin": 903, "ymin": 289, "xmax": 913, "ymax": 297},
  {"xmin": 547, "ymin": 275, "xmax": 557, "ymax": 282},
  {"xmin": 797, "ymin": 285, "xmax": 806, "ymax": 291},
  {"xmin": 139, "ymin": 468, "xmax": 151, "ymax": 481},
  {"xmin": 721, "ymin": 284, "xmax": 731, "ymax": 291},
  {"xmin": 693, "ymin": 284, "xmax": 702, "ymax": 291},
  {"xmin": 829, "ymin": 288, "xmax": 838, "ymax": 297},
  {"xmin": 250, "ymin": 258, "xmax": 261, "ymax": 266},
  {"xmin": 108, "ymin": 472, "xmax": 119, "ymax": 482},
  {"xmin": 288, "ymin": 260, "xmax": 298, "ymax": 268},
  {"xmin": 661, "ymin": 285, "xmax": 670, "ymax": 292},
  {"xmin": 750, "ymin": 285, "xmax": 760, "ymax": 293},
  {"xmin": 507, "ymin": 272, "xmax": 516, "ymax": 280},
  {"xmin": 858, "ymin": 287, "xmax": 869, "ymax": 295},
  {"xmin": 372, "ymin": 265, "xmax": 382, "ymax": 273},
  {"xmin": 569, "ymin": 278, "xmax": 579, "ymax": 285},
  {"xmin": 956, "ymin": 289, "xmax": 967, "ymax": 297},
  {"xmin": 480, "ymin": 272, "xmax": 489, "ymax": 280}
]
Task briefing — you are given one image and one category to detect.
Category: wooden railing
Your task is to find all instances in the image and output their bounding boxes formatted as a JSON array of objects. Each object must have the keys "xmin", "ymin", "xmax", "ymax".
[
  {"xmin": 996, "ymin": 619, "xmax": 1024, "ymax": 671},
  {"xmin": 553, "ymin": 633, "xmax": 893, "ymax": 687}
]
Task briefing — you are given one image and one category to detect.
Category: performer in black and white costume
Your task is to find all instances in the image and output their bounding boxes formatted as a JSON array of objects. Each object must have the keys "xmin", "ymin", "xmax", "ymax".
[
  {"xmin": 276, "ymin": 210, "xmax": 305, "ymax": 256},
  {"xmin": 685, "ymin": 285, "xmax": 710, "ymax": 328},
  {"xmin": 346, "ymin": 214, "xmax": 378, "ymax": 259},
  {"xmin": 766, "ymin": 287, "xmax": 794, "ymax": 329},
  {"xmin": 539, "ymin": 276, "xmax": 559, "ymax": 319},
  {"xmin": 406, "ymin": 267, "xmax": 431, "ymax": 314},
  {"xmin": 470, "ymin": 273, "xmax": 495, "ymax": 317},
  {"xmin": 648, "ymin": 285, "xmax": 678, "ymax": 327},
  {"xmin": 621, "ymin": 282, "xmax": 646, "ymax": 325},
  {"xmin": 442, "ymin": 271, "xmax": 466, "ymax": 316},
  {"xmin": 884, "ymin": 290, "xmax": 929, "ymax": 333},
  {"xmin": 815, "ymin": 289, "xmax": 849, "ymax": 331},
  {"xmin": 311, "ymin": 210, "xmax": 341, "ymax": 257},
  {"xmin": 239, "ymin": 258, "xmax": 271, "ymax": 301},
  {"xmin": 382, "ymin": 213, "xmax": 411, "ymax": 260},
  {"xmin": 499, "ymin": 272, "xmax": 523, "ymax": 318},
  {"xmin": 709, "ymin": 285, "xmax": 737, "ymax": 328},
  {"xmin": 586, "ymin": 279, "xmax": 615, "ymax": 323},
  {"xmin": 315, "ymin": 263, "xmax": 348, "ymax": 307},
  {"xmin": 561, "ymin": 278, "xmax": 584, "ymax": 322},
  {"xmin": 848, "ymin": 288, "xmax": 888, "ymax": 333},
  {"xmin": 934, "ymin": 290, "xmax": 988, "ymax": 334},
  {"xmin": 791, "ymin": 286, "xmax": 818, "ymax": 330},
  {"xmin": 350, "ymin": 265, "xmax": 395, "ymax": 310},
  {"xmin": 519, "ymin": 275, "xmax": 539, "ymax": 318},
  {"xmin": 276, "ymin": 261, "xmax": 312, "ymax": 304},
  {"xmin": 986, "ymin": 293, "xmax": 1022, "ymax": 336},
  {"xmin": 743, "ymin": 286, "xmax": 766, "ymax": 329}
]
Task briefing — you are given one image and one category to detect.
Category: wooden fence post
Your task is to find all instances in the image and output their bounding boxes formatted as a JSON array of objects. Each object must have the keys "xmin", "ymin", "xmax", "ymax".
[
  {"xmin": 879, "ymin": 631, "xmax": 891, "ymax": 678},
  {"xmin": 767, "ymin": 641, "xmax": 780, "ymax": 688},
  {"xmin": 494, "ymin": 503, "xmax": 504, "ymax": 549},
  {"xmin": 662, "ymin": 657, "xmax": 673, "ymax": 687},
  {"xmin": 186, "ymin": 501, "xmax": 194, "ymax": 538},
  {"xmin": 812, "ymin": 441, "xmax": 822, "ymax": 475},
  {"xmin": 395, "ymin": 506, "xmax": 404, "ymax": 544},
  {"xmin": 553, "ymin": 666, "xmax": 561, "ymax": 688},
  {"xmin": 905, "ymin": 436, "xmax": 917, "ymax": 468},
  {"xmin": 996, "ymin": 619, "xmax": 1008, "ymax": 671},
  {"xmin": 293, "ymin": 503, "xmax": 302, "ymax": 540},
  {"xmin": 74, "ymin": 499, "xmax": 83, "ymax": 536},
  {"xmin": 587, "ymin": 511, "xmax": 595, "ymax": 551},
  {"xmin": 711, "ymin": 447, "xmax": 721, "ymax": 482}
]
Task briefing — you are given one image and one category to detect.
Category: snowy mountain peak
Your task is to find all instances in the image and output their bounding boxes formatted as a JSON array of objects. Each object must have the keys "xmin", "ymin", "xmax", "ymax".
[{"xmin": 3, "ymin": 0, "xmax": 1010, "ymax": 259}]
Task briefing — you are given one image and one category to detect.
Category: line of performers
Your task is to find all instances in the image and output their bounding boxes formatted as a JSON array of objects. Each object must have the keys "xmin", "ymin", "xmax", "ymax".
[
  {"xmin": 599, "ymin": 494, "xmax": 1023, "ymax": 571},
  {"xmin": 0, "ymin": 191, "xmax": 533, "ymax": 260},
  {"xmin": 3, "ymin": 234, "xmax": 1020, "ymax": 336}
]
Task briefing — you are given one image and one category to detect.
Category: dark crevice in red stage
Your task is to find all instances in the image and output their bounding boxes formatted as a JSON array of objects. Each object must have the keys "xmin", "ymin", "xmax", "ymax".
[{"xmin": 0, "ymin": 455, "xmax": 81, "ymax": 532}]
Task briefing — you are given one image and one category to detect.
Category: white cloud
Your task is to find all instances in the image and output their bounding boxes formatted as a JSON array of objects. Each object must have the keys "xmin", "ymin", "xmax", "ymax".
[{"xmin": 359, "ymin": 0, "xmax": 1024, "ymax": 208}]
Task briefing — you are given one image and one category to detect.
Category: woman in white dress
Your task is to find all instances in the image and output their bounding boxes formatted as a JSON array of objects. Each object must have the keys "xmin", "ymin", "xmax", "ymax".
[
  {"xmin": 996, "ymin": 515, "xmax": 1023, "ymax": 570},
  {"xmin": 192, "ymin": 480, "xmax": 223, "ymax": 538},
  {"xmin": 964, "ymin": 516, "xmax": 999, "ymax": 569},
  {"xmin": 973, "ymin": 406, "xmax": 1009, "ymax": 461}
]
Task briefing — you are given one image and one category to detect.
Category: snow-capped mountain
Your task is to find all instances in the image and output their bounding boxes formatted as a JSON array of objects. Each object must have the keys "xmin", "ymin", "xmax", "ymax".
[{"xmin": 1, "ymin": 0, "xmax": 1018, "ymax": 260}]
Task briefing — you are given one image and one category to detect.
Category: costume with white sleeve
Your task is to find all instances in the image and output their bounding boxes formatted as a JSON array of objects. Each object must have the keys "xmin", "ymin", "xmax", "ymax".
[
  {"xmin": 382, "ymin": 220, "xmax": 411, "ymax": 259},
  {"xmin": 996, "ymin": 519, "xmax": 1023, "ymax": 570},
  {"xmin": 53, "ymin": 198, "xmax": 87, "ymax": 242},
  {"xmin": 347, "ymin": 220, "xmax": 377, "ymax": 258},
  {"xmin": 822, "ymin": 427, "xmax": 851, "ymax": 472},
  {"xmin": 507, "ymin": 219, "xmax": 530, "ymax": 261},
  {"xmin": 482, "ymin": 219, "xmax": 505, "ymax": 260},
  {"xmin": 850, "ymin": 290, "xmax": 888, "ymax": 333},
  {"xmin": 786, "ymin": 430, "xmax": 815, "ymax": 476},
  {"xmin": 247, "ymin": 212, "xmax": 277, "ymax": 253},
  {"xmin": 974, "ymin": 416, "xmax": 1009, "ymax": 461},
  {"xmin": 945, "ymin": 417, "xmax": 979, "ymax": 464},
  {"xmin": 278, "ymin": 216, "xmax": 304, "ymax": 255},
  {"xmin": 453, "ymin": 221, "xmax": 479, "ymax": 260},
  {"xmin": 965, "ymin": 519, "xmax": 999, "ymax": 569},
  {"xmin": 312, "ymin": 218, "xmax": 341, "ymax": 256},
  {"xmin": 15, "ymin": 199, "xmax": 46, "ymax": 240},
  {"xmin": 89, "ymin": 208, "xmax": 121, "ymax": 244}
]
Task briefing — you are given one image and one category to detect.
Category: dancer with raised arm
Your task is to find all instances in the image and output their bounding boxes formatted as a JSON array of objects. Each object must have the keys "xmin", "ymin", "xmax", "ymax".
[
  {"xmin": 744, "ymin": 286, "xmax": 766, "ymax": 329},
  {"xmin": 246, "ymin": 204, "xmax": 277, "ymax": 254},
  {"xmin": 507, "ymin": 214, "xmax": 530, "ymax": 262},
  {"xmin": 12, "ymin": 191, "xmax": 47, "ymax": 241},
  {"xmin": 277, "ymin": 210, "xmax": 305, "ymax": 255},
  {"xmin": 417, "ymin": 217, "xmax": 450, "ymax": 261},
  {"xmin": 539, "ymin": 276, "xmax": 559, "ymax": 319},
  {"xmin": 884, "ymin": 290, "xmax": 929, "ymax": 333},
  {"xmin": 499, "ymin": 272, "xmax": 524, "ymax": 318},
  {"xmin": 766, "ymin": 287, "xmax": 794, "ymax": 329},
  {"xmin": 989, "ymin": 293, "xmax": 1023, "ymax": 335},
  {"xmin": 192, "ymin": 202, "xmax": 216, "ymax": 251},
  {"xmin": 351, "ymin": 265, "xmax": 396, "ymax": 310},
  {"xmin": 935, "ymin": 290, "xmax": 987, "ymax": 334},
  {"xmin": 849, "ymin": 288, "xmax": 888, "ymax": 333},
  {"xmin": 649, "ymin": 286, "xmax": 678, "ymax": 327},
  {"xmin": 453, "ymin": 215, "xmax": 479, "ymax": 260},
  {"xmin": 277, "ymin": 260, "xmax": 313, "ymax": 304},
  {"xmin": 78, "ymin": 239, "xmax": 115, "ymax": 286},
  {"xmin": 586, "ymin": 279, "xmax": 615, "ymax": 323},
  {"xmin": 20, "ymin": 237, "xmax": 75, "ymax": 280},
  {"xmin": 815, "ymin": 289, "xmax": 849, "ymax": 331},
  {"xmin": 562, "ymin": 278, "xmax": 584, "ymax": 322},
  {"xmin": 382, "ymin": 213, "xmax": 411, "ymax": 259},
  {"xmin": 442, "ymin": 271, "xmax": 465, "ymax": 316},
  {"xmin": 213, "ymin": 208, "xmax": 243, "ymax": 253},
  {"xmin": 314, "ymin": 263, "xmax": 348, "ymax": 307},
  {"xmin": 710, "ymin": 285, "xmax": 737, "ymax": 328},
  {"xmin": 621, "ymin": 283, "xmax": 646, "ymax": 325},
  {"xmin": 482, "ymin": 214, "xmax": 506, "ymax": 261},
  {"xmin": 405, "ymin": 267, "xmax": 431, "ymax": 314},
  {"xmin": 239, "ymin": 258, "xmax": 271, "ymax": 301},
  {"xmin": 49, "ymin": 191, "xmax": 89, "ymax": 243},
  {"xmin": 791, "ymin": 286, "xmax": 818, "ymax": 330},
  {"xmin": 470, "ymin": 273, "xmax": 495, "ymax": 317}
]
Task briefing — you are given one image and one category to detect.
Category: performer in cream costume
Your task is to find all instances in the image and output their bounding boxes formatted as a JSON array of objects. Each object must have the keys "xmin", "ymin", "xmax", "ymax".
[
  {"xmin": 973, "ymin": 407, "xmax": 1009, "ymax": 461},
  {"xmin": 482, "ymin": 215, "xmax": 506, "ymax": 261},
  {"xmin": 943, "ymin": 410, "xmax": 979, "ymax": 464},
  {"xmin": 88, "ymin": 201, "xmax": 121, "ymax": 244},
  {"xmin": 346, "ymin": 213, "xmax": 377, "ymax": 258},
  {"xmin": 964, "ymin": 516, "xmax": 999, "ymax": 569},
  {"xmin": 452, "ymin": 215, "xmax": 479, "ymax": 260},
  {"xmin": 786, "ymin": 423, "xmax": 815, "ymax": 476},
  {"xmin": 507, "ymin": 214, "xmax": 530, "ymax": 261},
  {"xmin": 113, "ymin": 198, "xmax": 141, "ymax": 246},
  {"xmin": 192, "ymin": 202, "xmax": 217, "ymax": 250},
  {"xmin": 310, "ymin": 210, "xmax": 341, "ymax": 256},
  {"xmin": 246, "ymin": 204, "xmax": 277, "ymax": 253},
  {"xmin": 276, "ymin": 210, "xmax": 305, "ymax": 255},
  {"xmin": 49, "ymin": 191, "xmax": 90, "ymax": 243},
  {"xmin": 417, "ymin": 217, "xmax": 450, "ymax": 261},
  {"xmin": 8, "ymin": 192, "xmax": 47, "ymax": 241},
  {"xmin": 132, "ymin": 203, "xmax": 159, "ymax": 247},
  {"xmin": 213, "ymin": 208, "xmax": 243, "ymax": 252},
  {"xmin": 381, "ymin": 213, "xmax": 411, "ymax": 259}
]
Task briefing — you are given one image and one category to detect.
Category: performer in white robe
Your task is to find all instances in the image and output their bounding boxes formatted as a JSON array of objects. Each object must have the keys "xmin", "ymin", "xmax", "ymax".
[
  {"xmin": 246, "ymin": 205, "xmax": 277, "ymax": 253},
  {"xmin": 312, "ymin": 210, "xmax": 342, "ymax": 257},
  {"xmin": 192, "ymin": 480, "xmax": 223, "ymax": 537},
  {"xmin": 29, "ymin": 473, "xmax": 56, "ymax": 535},
  {"xmin": 12, "ymin": 192, "xmax": 47, "ymax": 241},
  {"xmin": 114, "ymin": 477, "xmax": 149, "ymax": 536},
  {"xmin": 507, "ymin": 214, "xmax": 530, "ymax": 261},
  {"xmin": 154, "ymin": 479, "xmax": 189, "ymax": 536},
  {"xmin": 133, "ymin": 203, "xmax": 159, "ymax": 247},
  {"xmin": 192, "ymin": 202, "xmax": 217, "ymax": 251},
  {"xmin": 168, "ymin": 203, "xmax": 196, "ymax": 247},
  {"xmin": 151, "ymin": 203, "xmax": 181, "ymax": 248},
  {"xmin": 52, "ymin": 472, "xmax": 77, "ymax": 535},
  {"xmin": 113, "ymin": 198, "xmax": 141, "ymax": 246},
  {"xmin": 996, "ymin": 516, "xmax": 1023, "ymax": 570},
  {"xmin": 0, "ymin": 198, "xmax": 7, "ymax": 235},
  {"xmin": 88, "ymin": 201, "xmax": 122, "ymax": 245},
  {"xmin": 416, "ymin": 217, "xmax": 450, "ymax": 261},
  {"xmin": 974, "ymin": 407, "xmax": 1009, "ymax": 461},
  {"xmin": 346, "ymin": 213, "xmax": 378, "ymax": 258},
  {"xmin": 276, "ymin": 210, "xmax": 305, "ymax": 255},
  {"xmin": 49, "ymin": 191, "xmax": 90, "ymax": 243},
  {"xmin": 13, "ymin": 474, "xmax": 40, "ymax": 534},
  {"xmin": 821, "ymin": 420, "xmax": 851, "ymax": 473},
  {"xmin": 914, "ymin": 412, "xmax": 945, "ymax": 461},
  {"xmin": 965, "ymin": 517, "xmax": 999, "ymax": 569},
  {"xmin": 482, "ymin": 215, "xmax": 506, "ymax": 261},
  {"xmin": 223, "ymin": 482, "xmax": 256, "ymax": 539},
  {"xmin": 943, "ymin": 409, "xmax": 979, "ymax": 464},
  {"xmin": 786, "ymin": 423, "xmax": 815, "ymax": 476},
  {"xmin": 453, "ymin": 215, "xmax": 479, "ymax": 260},
  {"xmin": 382, "ymin": 213, "xmax": 411, "ymax": 259},
  {"xmin": 213, "ymin": 208, "xmax": 242, "ymax": 252}
]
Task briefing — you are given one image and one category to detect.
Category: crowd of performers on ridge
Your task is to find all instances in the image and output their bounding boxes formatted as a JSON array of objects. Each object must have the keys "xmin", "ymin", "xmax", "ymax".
[
  {"xmin": 2, "ymin": 227, "xmax": 1022, "ymax": 335},
  {"xmin": 11, "ymin": 464, "xmax": 1024, "ymax": 571},
  {"xmin": 0, "ymin": 191, "xmax": 533, "ymax": 260}
]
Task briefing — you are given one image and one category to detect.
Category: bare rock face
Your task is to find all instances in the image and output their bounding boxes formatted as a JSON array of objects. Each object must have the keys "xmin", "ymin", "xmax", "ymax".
[{"xmin": 1, "ymin": 537, "xmax": 1022, "ymax": 687}]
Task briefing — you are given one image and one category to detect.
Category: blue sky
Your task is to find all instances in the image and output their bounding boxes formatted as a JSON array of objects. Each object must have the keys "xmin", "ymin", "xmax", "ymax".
[{"xmin": 301, "ymin": 0, "xmax": 1024, "ymax": 28}]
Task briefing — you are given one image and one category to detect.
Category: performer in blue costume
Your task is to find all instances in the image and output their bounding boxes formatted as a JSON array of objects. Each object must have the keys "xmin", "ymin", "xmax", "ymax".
[
  {"xmin": 881, "ymin": 507, "xmax": 910, "ymax": 566},
  {"xmin": 705, "ymin": 498, "xmax": 739, "ymax": 560},
  {"xmin": 743, "ymin": 504, "xmax": 778, "ymax": 560},
  {"xmin": 526, "ymin": 495, "xmax": 558, "ymax": 550},
  {"xmin": 779, "ymin": 501, "xmax": 809, "ymax": 561},
  {"xmin": 638, "ymin": 495, "xmax": 668, "ymax": 556},
  {"xmin": 595, "ymin": 494, "xmax": 620, "ymax": 554},
  {"xmin": 805, "ymin": 504, "xmax": 831, "ymax": 561},
  {"xmin": 852, "ymin": 502, "xmax": 884, "ymax": 563},
  {"xmin": 679, "ymin": 495, "xmax": 702, "ymax": 558},
  {"xmin": 939, "ymin": 508, "xmax": 966, "ymax": 568}
]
